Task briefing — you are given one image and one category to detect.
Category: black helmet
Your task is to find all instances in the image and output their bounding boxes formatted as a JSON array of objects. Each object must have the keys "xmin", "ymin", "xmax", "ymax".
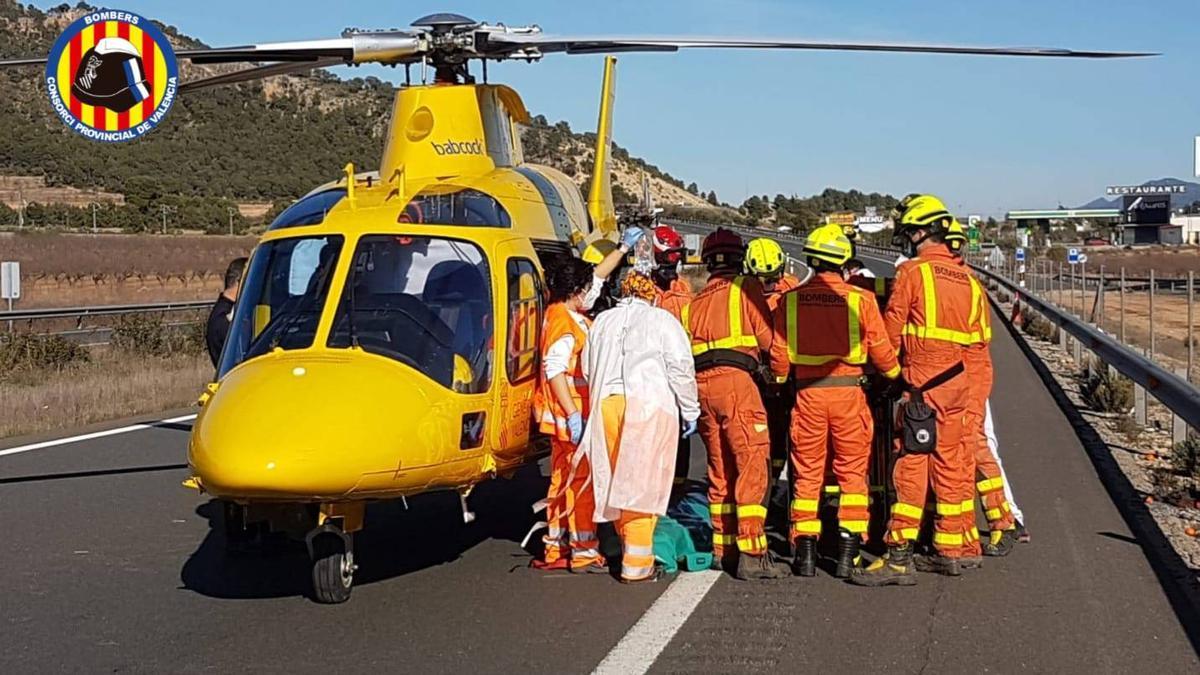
[{"xmin": 71, "ymin": 37, "xmax": 150, "ymax": 114}]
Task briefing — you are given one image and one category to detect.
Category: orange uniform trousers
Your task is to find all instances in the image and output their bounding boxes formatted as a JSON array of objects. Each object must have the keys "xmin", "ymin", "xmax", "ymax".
[
  {"xmin": 884, "ymin": 360, "xmax": 977, "ymax": 558},
  {"xmin": 697, "ymin": 366, "xmax": 772, "ymax": 563},
  {"xmin": 601, "ymin": 395, "xmax": 658, "ymax": 581},
  {"xmin": 543, "ymin": 437, "xmax": 603, "ymax": 568},
  {"xmin": 965, "ymin": 346, "xmax": 1015, "ymax": 536},
  {"xmin": 789, "ymin": 385, "xmax": 873, "ymax": 542}
]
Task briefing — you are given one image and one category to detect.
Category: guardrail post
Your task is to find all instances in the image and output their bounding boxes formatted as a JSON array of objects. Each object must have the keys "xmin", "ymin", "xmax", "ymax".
[
  {"xmin": 1189, "ymin": 270, "xmax": 1195, "ymax": 384},
  {"xmin": 1149, "ymin": 269, "xmax": 1156, "ymax": 362},
  {"xmin": 1174, "ymin": 367, "xmax": 1189, "ymax": 444},
  {"xmin": 1135, "ymin": 375, "xmax": 1148, "ymax": 427},
  {"xmin": 1095, "ymin": 265, "xmax": 1105, "ymax": 328},
  {"xmin": 1073, "ymin": 334, "xmax": 1082, "ymax": 363},
  {"xmin": 1120, "ymin": 267, "xmax": 1126, "ymax": 344},
  {"xmin": 1058, "ymin": 261, "xmax": 1064, "ymax": 307},
  {"xmin": 1059, "ymin": 322, "xmax": 1069, "ymax": 352}
]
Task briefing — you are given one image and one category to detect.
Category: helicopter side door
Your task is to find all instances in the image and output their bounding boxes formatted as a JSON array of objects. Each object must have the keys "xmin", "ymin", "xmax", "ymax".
[{"xmin": 489, "ymin": 238, "xmax": 547, "ymax": 470}]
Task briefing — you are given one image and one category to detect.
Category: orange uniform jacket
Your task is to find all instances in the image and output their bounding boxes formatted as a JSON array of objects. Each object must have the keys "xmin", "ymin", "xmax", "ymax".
[
  {"xmin": 769, "ymin": 272, "xmax": 899, "ymax": 381},
  {"xmin": 684, "ymin": 274, "xmax": 773, "ymax": 359},
  {"xmin": 764, "ymin": 273, "xmax": 802, "ymax": 316},
  {"xmin": 884, "ymin": 245, "xmax": 984, "ymax": 369},
  {"xmin": 655, "ymin": 277, "xmax": 693, "ymax": 323},
  {"xmin": 533, "ymin": 302, "xmax": 590, "ymax": 441}
]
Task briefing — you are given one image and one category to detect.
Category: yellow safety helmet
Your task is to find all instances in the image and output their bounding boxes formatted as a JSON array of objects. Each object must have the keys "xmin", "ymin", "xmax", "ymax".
[
  {"xmin": 745, "ymin": 237, "xmax": 786, "ymax": 278},
  {"xmin": 842, "ymin": 224, "xmax": 859, "ymax": 241},
  {"xmin": 802, "ymin": 224, "xmax": 853, "ymax": 268},
  {"xmin": 945, "ymin": 219, "xmax": 967, "ymax": 254},
  {"xmin": 581, "ymin": 238, "xmax": 617, "ymax": 264},
  {"xmin": 896, "ymin": 194, "xmax": 953, "ymax": 234}
]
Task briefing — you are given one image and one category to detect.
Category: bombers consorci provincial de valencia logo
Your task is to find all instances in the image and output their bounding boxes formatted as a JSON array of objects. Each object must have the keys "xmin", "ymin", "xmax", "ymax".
[{"xmin": 44, "ymin": 9, "xmax": 178, "ymax": 143}]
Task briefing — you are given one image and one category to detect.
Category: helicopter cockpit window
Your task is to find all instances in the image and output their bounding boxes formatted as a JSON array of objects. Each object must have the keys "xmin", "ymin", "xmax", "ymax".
[
  {"xmin": 268, "ymin": 189, "xmax": 347, "ymax": 230},
  {"xmin": 218, "ymin": 235, "xmax": 344, "ymax": 377},
  {"xmin": 401, "ymin": 187, "xmax": 512, "ymax": 228},
  {"xmin": 327, "ymin": 235, "xmax": 493, "ymax": 393}
]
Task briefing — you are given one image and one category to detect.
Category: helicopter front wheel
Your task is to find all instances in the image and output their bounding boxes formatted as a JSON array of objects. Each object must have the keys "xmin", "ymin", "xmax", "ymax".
[{"xmin": 307, "ymin": 522, "xmax": 356, "ymax": 604}]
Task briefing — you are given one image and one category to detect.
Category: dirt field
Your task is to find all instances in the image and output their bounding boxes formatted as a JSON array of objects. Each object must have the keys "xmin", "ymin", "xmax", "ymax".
[
  {"xmin": 0, "ymin": 349, "xmax": 211, "ymax": 439},
  {"xmin": 0, "ymin": 232, "xmax": 255, "ymax": 308},
  {"xmin": 1084, "ymin": 246, "xmax": 1200, "ymax": 278}
]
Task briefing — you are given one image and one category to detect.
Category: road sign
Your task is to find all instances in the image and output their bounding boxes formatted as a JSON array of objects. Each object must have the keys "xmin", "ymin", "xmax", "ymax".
[
  {"xmin": 1015, "ymin": 247, "xmax": 1025, "ymax": 262},
  {"xmin": 1067, "ymin": 248, "xmax": 1080, "ymax": 265},
  {"xmin": 968, "ymin": 215, "xmax": 982, "ymax": 227},
  {"xmin": 1, "ymin": 261, "xmax": 19, "ymax": 301},
  {"xmin": 1078, "ymin": 253, "xmax": 1088, "ymax": 265},
  {"xmin": 967, "ymin": 226, "xmax": 981, "ymax": 253}
]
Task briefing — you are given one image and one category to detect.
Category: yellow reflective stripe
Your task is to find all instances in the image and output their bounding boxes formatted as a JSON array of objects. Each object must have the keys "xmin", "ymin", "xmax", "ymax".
[
  {"xmin": 969, "ymin": 527, "xmax": 980, "ymax": 541},
  {"xmin": 728, "ymin": 275, "xmax": 745, "ymax": 341},
  {"xmin": 1003, "ymin": 502, "xmax": 1012, "ymax": 513},
  {"xmin": 892, "ymin": 502, "xmax": 924, "ymax": 520},
  {"xmin": 737, "ymin": 534, "xmax": 768, "ymax": 551},
  {"xmin": 901, "ymin": 323, "xmax": 981, "ymax": 345},
  {"xmin": 792, "ymin": 521, "xmax": 822, "ymax": 535},
  {"xmin": 840, "ymin": 493, "xmax": 869, "ymax": 508},
  {"xmin": 841, "ymin": 519, "xmax": 869, "ymax": 534},
  {"xmin": 961, "ymin": 498, "xmax": 976, "ymax": 513},
  {"xmin": 985, "ymin": 507, "xmax": 1004, "ymax": 521},
  {"xmin": 875, "ymin": 277, "xmax": 887, "ymax": 297},
  {"xmin": 785, "ymin": 288, "xmax": 865, "ymax": 365},
  {"xmin": 681, "ymin": 303, "xmax": 691, "ymax": 337},
  {"xmin": 920, "ymin": 263, "xmax": 938, "ymax": 331},
  {"xmin": 824, "ymin": 485, "xmax": 841, "ymax": 494},
  {"xmin": 737, "ymin": 504, "xmax": 768, "ymax": 520},
  {"xmin": 977, "ymin": 477, "xmax": 1004, "ymax": 493},
  {"xmin": 791, "ymin": 498, "xmax": 819, "ymax": 512},
  {"xmin": 709, "ymin": 503, "xmax": 734, "ymax": 515},
  {"xmin": 713, "ymin": 533, "xmax": 738, "ymax": 545},
  {"xmin": 967, "ymin": 277, "xmax": 981, "ymax": 333},
  {"xmin": 933, "ymin": 531, "xmax": 964, "ymax": 546},
  {"xmin": 936, "ymin": 502, "xmax": 963, "ymax": 516},
  {"xmin": 883, "ymin": 363, "xmax": 902, "ymax": 379},
  {"xmin": 891, "ymin": 527, "xmax": 919, "ymax": 541}
]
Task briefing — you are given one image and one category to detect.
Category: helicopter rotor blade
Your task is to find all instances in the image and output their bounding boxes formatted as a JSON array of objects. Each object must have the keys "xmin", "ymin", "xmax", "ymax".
[
  {"xmin": 484, "ymin": 33, "xmax": 1157, "ymax": 59},
  {"xmin": 180, "ymin": 58, "xmax": 345, "ymax": 92}
]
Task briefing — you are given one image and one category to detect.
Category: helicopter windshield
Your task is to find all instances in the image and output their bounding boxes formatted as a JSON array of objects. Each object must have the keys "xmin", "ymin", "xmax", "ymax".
[
  {"xmin": 217, "ymin": 235, "xmax": 344, "ymax": 377},
  {"xmin": 327, "ymin": 235, "xmax": 493, "ymax": 393}
]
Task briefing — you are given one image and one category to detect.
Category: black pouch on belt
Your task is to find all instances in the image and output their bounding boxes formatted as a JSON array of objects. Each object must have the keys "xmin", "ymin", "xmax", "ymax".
[{"xmin": 897, "ymin": 362, "xmax": 964, "ymax": 455}]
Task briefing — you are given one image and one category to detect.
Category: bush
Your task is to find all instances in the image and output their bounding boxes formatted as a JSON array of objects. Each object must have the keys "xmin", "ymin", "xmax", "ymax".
[
  {"xmin": 0, "ymin": 333, "xmax": 90, "ymax": 380},
  {"xmin": 111, "ymin": 314, "xmax": 205, "ymax": 357},
  {"xmin": 1170, "ymin": 434, "xmax": 1200, "ymax": 480},
  {"xmin": 1080, "ymin": 360, "xmax": 1134, "ymax": 414},
  {"xmin": 1023, "ymin": 314, "xmax": 1058, "ymax": 342}
]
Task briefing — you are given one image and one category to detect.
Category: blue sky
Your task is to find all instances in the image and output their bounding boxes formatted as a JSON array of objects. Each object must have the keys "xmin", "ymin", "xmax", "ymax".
[{"xmin": 34, "ymin": 1, "xmax": 1199, "ymax": 216}]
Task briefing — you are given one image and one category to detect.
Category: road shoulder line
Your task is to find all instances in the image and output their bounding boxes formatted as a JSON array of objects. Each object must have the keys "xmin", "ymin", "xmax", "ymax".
[{"xmin": 0, "ymin": 414, "xmax": 197, "ymax": 458}]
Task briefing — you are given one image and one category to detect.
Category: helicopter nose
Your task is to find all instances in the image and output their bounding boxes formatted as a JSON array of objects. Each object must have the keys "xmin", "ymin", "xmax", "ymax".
[{"xmin": 188, "ymin": 352, "xmax": 457, "ymax": 499}]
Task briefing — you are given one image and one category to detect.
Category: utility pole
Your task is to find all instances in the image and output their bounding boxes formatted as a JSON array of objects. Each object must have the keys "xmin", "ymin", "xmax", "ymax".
[
  {"xmin": 17, "ymin": 192, "xmax": 24, "ymax": 229},
  {"xmin": 90, "ymin": 202, "xmax": 98, "ymax": 234},
  {"xmin": 227, "ymin": 207, "xmax": 236, "ymax": 236},
  {"xmin": 159, "ymin": 204, "xmax": 175, "ymax": 234}
]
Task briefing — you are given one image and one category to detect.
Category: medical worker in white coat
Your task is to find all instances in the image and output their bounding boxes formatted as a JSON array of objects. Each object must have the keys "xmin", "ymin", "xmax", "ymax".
[{"xmin": 580, "ymin": 271, "xmax": 701, "ymax": 583}]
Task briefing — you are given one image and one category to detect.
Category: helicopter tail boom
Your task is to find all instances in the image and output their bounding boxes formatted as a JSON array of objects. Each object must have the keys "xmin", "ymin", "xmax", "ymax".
[{"xmin": 586, "ymin": 56, "xmax": 618, "ymax": 238}]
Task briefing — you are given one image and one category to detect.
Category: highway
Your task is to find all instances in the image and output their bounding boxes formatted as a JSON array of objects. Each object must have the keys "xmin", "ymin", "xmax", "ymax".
[{"xmin": 2, "ymin": 252, "xmax": 1198, "ymax": 673}]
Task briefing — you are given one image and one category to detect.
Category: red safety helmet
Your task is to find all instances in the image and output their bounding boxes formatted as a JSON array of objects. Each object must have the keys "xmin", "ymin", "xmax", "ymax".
[
  {"xmin": 701, "ymin": 227, "xmax": 745, "ymax": 267},
  {"xmin": 653, "ymin": 225, "xmax": 686, "ymax": 265}
]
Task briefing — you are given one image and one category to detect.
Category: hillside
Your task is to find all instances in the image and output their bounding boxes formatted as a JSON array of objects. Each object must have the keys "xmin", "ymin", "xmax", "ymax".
[{"xmin": 0, "ymin": 1, "xmax": 724, "ymax": 231}]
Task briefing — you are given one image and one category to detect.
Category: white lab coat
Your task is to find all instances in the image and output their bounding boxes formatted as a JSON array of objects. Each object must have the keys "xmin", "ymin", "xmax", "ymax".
[{"xmin": 579, "ymin": 298, "xmax": 700, "ymax": 521}]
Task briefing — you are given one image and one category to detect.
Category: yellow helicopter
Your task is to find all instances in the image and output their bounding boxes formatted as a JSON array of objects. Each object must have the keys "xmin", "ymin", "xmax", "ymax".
[{"xmin": 2, "ymin": 11, "xmax": 1151, "ymax": 602}]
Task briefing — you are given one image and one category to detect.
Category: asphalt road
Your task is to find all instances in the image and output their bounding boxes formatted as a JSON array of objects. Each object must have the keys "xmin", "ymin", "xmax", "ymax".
[{"xmin": 1, "ymin": 252, "xmax": 1198, "ymax": 673}]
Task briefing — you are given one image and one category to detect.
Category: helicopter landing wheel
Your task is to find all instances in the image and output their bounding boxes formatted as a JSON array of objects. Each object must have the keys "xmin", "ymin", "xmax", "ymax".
[{"xmin": 307, "ymin": 524, "xmax": 355, "ymax": 604}]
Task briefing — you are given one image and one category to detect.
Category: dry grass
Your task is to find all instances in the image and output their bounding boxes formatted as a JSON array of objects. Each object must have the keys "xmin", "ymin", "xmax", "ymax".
[
  {"xmin": 1086, "ymin": 247, "xmax": 1200, "ymax": 278},
  {"xmin": 0, "ymin": 231, "xmax": 254, "ymax": 308},
  {"xmin": 0, "ymin": 349, "xmax": 210, "ymax": 439}
]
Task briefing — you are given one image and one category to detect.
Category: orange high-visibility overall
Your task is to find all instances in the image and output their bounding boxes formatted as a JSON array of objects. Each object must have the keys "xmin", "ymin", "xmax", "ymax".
[
  {"xmin": 533, "ymin": 302, "xmax": 601, "ymax": 568},
  {"xmin": 655, "ymin": 277, "xmax": 693, "ymax": 323},
  {"xmin": 769, "ymin": 272, "xmax": 900, "ymax": 544},
  {"xmin": 957, "ymin": 261, "xmax": 1016, "ymax": 538},
  {"xmin": 882, "ymin": 245, "xmax": 977, "ymax": 558},
  {"xmin": 682, "ymin": 274, "xmax": 774, "ymax": 564},
  {"xmin": 600, "ymin": 395, "xmax": 659, "ymax": 581},
  {"xmin": 763, "ymin": 272, "xmax": 802, "ymax": 478}
]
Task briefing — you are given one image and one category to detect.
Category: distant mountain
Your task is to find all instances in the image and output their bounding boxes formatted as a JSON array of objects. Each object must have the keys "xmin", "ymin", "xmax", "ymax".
[{"xmin": 1078, "ymin": 178, "xmax": 1200, "ymax": 210}]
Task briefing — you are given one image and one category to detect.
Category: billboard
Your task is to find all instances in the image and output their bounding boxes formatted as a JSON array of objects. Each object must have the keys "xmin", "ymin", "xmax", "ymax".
[
  {"xmin": 1107, "ymin": 184, "xmax": 1187, "ymax": 196},
  {"xmin": 1123, "ymin": 195, "xmax": 1171, "ymax": 225}
]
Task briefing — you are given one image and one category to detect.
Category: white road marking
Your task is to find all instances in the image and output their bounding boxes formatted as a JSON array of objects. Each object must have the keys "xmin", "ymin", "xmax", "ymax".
[
  {"xmin": 591, "ymin": 569, "xmax": 722, "ymax": 675},
  {"xmin": 0, "ymin": 414, "xmax": 197, "ymax": 458}
]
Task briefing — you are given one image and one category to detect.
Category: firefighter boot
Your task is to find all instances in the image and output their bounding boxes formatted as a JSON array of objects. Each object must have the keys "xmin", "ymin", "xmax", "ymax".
[
  {"xmin": 736, "ymin": 552, "xmax": 790, "ymax": 580},
  {"xmin": 983, "ymin": 528, "xmax": 1018, "ymax": 557},
  {"xmin": 834, "ymin": 529, "xmax": 861, "ymax": 579},
  {"xmin": 914, "ymin": 553, "xmax": 963, "ymax": 576},
  {"xmin": 791, "ymin": 538, "xmax": 817, "ymax": 577},
  {"xmin": 849, "ymin": 544, "xmax": 917, "ymax": 587}
]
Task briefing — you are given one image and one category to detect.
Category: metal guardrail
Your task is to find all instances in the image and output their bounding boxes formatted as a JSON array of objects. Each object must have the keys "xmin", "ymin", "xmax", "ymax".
[
  {"xmin": 0, "ymin": 300, "xmax": 212, "ymax": 323},
  {"xmin": 974, "ymin": 263, "xmax": 1200, "ymax": 432}
]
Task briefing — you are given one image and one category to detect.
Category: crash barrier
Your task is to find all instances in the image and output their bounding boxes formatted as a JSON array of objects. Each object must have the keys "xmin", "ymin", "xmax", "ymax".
[{"xmin": 1, "ymin": 300, "xmax": 213, "ymax": 346}]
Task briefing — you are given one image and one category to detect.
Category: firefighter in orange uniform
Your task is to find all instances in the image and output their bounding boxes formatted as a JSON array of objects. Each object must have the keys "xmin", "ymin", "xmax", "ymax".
[
  {"xmin": 744, "ymin": 237, "xmax": 803, "ymax": 518},
  {"xmin": 852, "ymin": 195, "xmax": 979, "ymax": 586},
  {"xmin": 683, "ymin": 228, "xmax": 787, "ymax": 579},
  {"xmin": 945, "ymin": 220, "xmax": 1018, "ymax": 555},
  {"xmin": 649, "ymin": 224, "xmax": 698, "ymax": 489},
  {"xmin": 769, "ymin": 225, "xmax": 901, "ymax": 578}
]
